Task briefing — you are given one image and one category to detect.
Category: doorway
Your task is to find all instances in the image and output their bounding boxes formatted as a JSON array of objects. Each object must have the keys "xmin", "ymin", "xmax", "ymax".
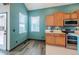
[{"xmin": 0, "ymin": 13, "xmax": 7, "ymax": 50}]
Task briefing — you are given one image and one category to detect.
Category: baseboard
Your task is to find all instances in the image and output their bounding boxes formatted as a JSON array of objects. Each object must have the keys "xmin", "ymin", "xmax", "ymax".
[{"xmin": 8, "ymin": 39, "xmax": 30, "ymax": 52}]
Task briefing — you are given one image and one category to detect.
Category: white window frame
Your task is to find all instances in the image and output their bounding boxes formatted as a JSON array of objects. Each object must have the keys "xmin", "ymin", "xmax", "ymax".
[
  {"xmin": 19, "ymin": 12, "xmax": 26, "ymax": 34},
  {"xmin": 31, "ymin": 16, "xmax": 40, "ymax": 32}
]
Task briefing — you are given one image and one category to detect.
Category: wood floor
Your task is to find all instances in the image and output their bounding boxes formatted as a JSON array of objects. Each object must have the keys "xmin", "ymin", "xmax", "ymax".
[
  {"xmin": 0, "ymin": 40, "xmax": 77, "ymax": 55},
  {"xmin": 46, "ymin": 44, "xmax": 77, "ymax": 55},
  {"xmin": 0, "ymin": 40, "xmax": 45, "ymax": 55}
]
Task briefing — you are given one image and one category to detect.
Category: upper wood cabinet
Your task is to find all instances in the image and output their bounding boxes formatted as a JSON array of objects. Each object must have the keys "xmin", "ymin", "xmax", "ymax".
[
  {"xmin": 53, "ymin": 12, "xmax": 65, "ymax": 26},
  {"xmin": 71, "ymin": 12, "xmax": 78, "ymax": 19},
  {"xmin": 75, "ymin": 10, "xmax": 79, "ymax": 19},
  {"xmin": 64, "ymin": 13, "xmax": 71, "ymax": 19},
  {"xmin": 46, "ymin": 15, "xmax": 54, "ymax": 26},
  {"xmin": 64, "ymin": 12, "xmax": 78, "ymax": 19},
  {"xmin": 46, "ymin": 10, "xmax": 79, "ymax": 27}
]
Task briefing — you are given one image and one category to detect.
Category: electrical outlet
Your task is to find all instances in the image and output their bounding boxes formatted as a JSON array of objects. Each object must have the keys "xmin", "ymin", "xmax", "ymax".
[{"xmin": 16, "ymin": 41, "xmax": 18, "ymax": 43}]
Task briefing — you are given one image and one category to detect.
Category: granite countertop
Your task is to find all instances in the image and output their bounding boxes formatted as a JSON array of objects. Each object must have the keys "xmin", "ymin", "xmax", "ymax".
[{"xmin": 45, "ymin": 30, "xmax": 65, "ymax": 34}]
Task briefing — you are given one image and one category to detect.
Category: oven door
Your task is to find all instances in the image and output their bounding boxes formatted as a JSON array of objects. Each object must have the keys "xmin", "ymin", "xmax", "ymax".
[
  {"xmin": 66, "ymin": 35, "xmax": 77, "ymax": 50},
  {"xmin": 67, "ymin": 36, "xmax": 77, "ymax": 43}
]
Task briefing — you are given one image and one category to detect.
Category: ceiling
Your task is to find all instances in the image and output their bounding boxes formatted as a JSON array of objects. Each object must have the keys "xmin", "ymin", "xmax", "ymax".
[{"xmin": 25, "ymin": 3, "xmax": 72, "ymax": 10}]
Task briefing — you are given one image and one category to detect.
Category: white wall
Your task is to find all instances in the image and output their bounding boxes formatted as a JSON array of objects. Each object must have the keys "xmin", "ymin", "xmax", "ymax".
[{"xmin": 0, "ymin": 4, "xmax": 10, "ymax": 51}]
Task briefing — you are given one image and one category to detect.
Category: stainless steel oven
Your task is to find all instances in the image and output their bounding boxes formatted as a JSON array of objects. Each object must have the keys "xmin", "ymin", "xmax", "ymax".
[{"xmin": 66, "ymin": 34, "xmax": 77, "ymax": 50}]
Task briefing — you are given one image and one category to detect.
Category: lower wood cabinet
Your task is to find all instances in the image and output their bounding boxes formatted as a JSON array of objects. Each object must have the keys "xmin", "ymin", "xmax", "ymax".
[
  {"xmin": 55, "ymin": 36, "xmax": 65, "ymax": 46},
  {"xmin": 46, "ymin": 33, "xmax": 66, "ymax": 47},
  {"xmin": 46, "ymin": 33, "xmax": 55, "ymax": 45}
]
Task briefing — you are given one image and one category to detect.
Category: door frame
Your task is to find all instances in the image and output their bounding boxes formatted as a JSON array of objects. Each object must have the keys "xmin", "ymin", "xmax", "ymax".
[{"xmin": 0, "ymin": 12, "xmax": 7, "ymax": 51}]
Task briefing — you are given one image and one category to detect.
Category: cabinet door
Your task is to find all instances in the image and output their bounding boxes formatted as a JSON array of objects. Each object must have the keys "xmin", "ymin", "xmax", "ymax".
[
  {"xmin": 53, "ymin": 13, "xmax": 58, "ymax": 26},
  {"xmin": 58, "ymin": 12, "xmax": 64, "ymax": 26},
  {"xmin": 64, "ymin": 13, "xmax": 70, "ymax": 20},
  {"xmin": 55, "ymin": 36, "xmax": 65, "ymax": 46},
  {"xmin": 46, "ymin": 15, "xmax": 54, "ymax": 26},
  {"xmin": 75, "ymin": 10, "xmax": 79, "ymax": 19},
  {"xmin": 57, "ymin": 19, "xmax": 63, "ymax": 26},
  {"xmin": 55, "ymin": 34, "xmax": 65, "ymax": 47},
  {"xmin": 54, "ymin": 12, "xmax": 64, "ymax": 26},
  {"xmin": 46, "ymin": 34, "xmax": 55, "ymax": 45},
  {"xmin": 71, "ymin": 12, "xmax": 78, "ymax": 19}
]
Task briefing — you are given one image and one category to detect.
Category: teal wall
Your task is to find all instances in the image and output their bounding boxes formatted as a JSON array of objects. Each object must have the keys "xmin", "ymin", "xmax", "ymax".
[
  {"xmin": 28, "ymin": 3, "xmax": 79, "ymax": 40},
  {"xmin": 10, "ymin": 3, "xmax": 28, "ymax": 49},
  {"xmin": 9, "ymin": 3, "xmax": 79, "ymax": 50}
]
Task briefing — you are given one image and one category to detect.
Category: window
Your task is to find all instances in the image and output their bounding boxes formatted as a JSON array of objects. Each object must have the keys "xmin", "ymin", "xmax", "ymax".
[
  {"xmin": 19, "ymin": 12, "xmax": 26, "ymax": 34},
  {"xmin": 31, "ymin": 16, "xmax": 40, "ymax": 32}
]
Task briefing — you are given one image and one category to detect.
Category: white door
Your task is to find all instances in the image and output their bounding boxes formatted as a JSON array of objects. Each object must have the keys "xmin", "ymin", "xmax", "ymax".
[{"xmin": 0, "ymin": 13, "xmax": 6, "ymax": 50}]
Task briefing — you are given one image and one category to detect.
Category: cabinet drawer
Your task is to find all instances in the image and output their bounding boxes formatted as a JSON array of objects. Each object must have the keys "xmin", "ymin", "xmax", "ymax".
[
  {"xmin": 54, "ymin": 34, "xmax": 65, "ymax": 37},
  {"xmin": 46, "ymin": 33, "xmax": 51, "ymax": 35}
]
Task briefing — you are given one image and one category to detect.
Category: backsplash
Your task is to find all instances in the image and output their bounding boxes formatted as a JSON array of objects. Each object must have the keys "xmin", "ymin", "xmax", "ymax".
[{"xmin": 46, "ymin": 26, "xmax": 79, "ymax": 31}]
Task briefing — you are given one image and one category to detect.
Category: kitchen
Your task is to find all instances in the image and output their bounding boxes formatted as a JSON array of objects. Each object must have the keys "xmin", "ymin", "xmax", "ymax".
[
  {"xmin": 0, "ymin": 3, "xmax": 79, "ymax": 55},
  {"xmin": 8, "ymin": 3, "xmax": 79, "ymax": 55},
  {"xmin": 46, "ymin": 11, "xmax": 79, "ymax": 54}
]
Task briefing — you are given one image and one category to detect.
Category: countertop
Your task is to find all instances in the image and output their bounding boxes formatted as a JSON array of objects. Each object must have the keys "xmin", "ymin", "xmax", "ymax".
[{"xmin": 45, "ymin": 30, "xmax": 65, "ymax": 34}]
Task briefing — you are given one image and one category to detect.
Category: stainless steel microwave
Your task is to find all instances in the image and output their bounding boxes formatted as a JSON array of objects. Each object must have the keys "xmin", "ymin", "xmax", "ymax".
[{"xmin": 64, "ymin": 20, "xmax": 79, "ymax": 26}]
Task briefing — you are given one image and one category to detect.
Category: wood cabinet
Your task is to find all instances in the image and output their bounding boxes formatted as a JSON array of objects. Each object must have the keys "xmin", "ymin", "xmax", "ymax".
[
  {"xmin": 64, "ymin": 13, "xmax": 70, "ymax": 19},
  {"xmin": 46, "ymin": 11, "xmax": 79, "ymax": 27},
  {"xmin": 71, "ymin": 12, "xmax": 78, "ymax": 19},
  {"xmin": 75, "ymin": 10, "xmax": 79, "ymax": 19},
  {"xmin": 46, "ymin": 15, "xmax": 54, "ymax": 26},
  {"xmin": 46, "ymin": 33, "xmax": 66, "ymax": 47},
  {"xmin": 64, "ymin": 12, "xmax": 78, "ymax": 19},
  {"xmin": 53, "ymin": 12, "xmax": 64, "ymax": 26},
  {"xmin": 54, "ymin": 34, "xmax": 65, "ymax": 46},
  {"xmin": 46, "ymin": 33, "xmax": 55, "ymax": 45},
  {"xmin": 46, "ymin": 12, "xmax": 65, "ymax": 26}
]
